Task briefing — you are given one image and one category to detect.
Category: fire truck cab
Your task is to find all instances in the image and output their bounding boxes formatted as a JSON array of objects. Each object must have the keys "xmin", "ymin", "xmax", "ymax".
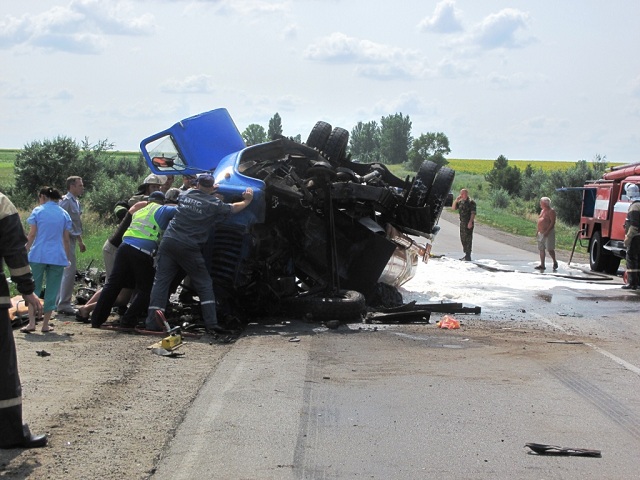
[{"xmin": 579, "ymin": 163, "xmax": 640, "ymax": 273}]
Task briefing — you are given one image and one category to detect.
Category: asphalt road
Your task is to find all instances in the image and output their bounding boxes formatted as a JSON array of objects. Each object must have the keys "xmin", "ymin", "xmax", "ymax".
[{"xmin": 151, "ymin": 218, "xmax": 640, "ymax": 480}]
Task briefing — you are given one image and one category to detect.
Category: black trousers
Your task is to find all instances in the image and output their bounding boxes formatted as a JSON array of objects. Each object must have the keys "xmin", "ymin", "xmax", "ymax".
[
  {"xmin": 0, "ymin": 309, "xmax": 28, "ymax": 447},
  {"xmin": 626, "ymin": 235, "xmax": 640, "ymax": 286}
]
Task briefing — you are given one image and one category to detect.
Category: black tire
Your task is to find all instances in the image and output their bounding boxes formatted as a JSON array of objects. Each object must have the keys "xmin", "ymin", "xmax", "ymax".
[
  {"xmin": 306, "ymin": 121, "xmax": 332, "ymax": 151},
  {"xmin": 406, "ymin": 161, "xmax": 440, "ymax": 207},
  {"xmin": 603, "ymin": 256, "xmax": 621, "ymax": 275},
  {"xmin": 322, "ymin": 127, "xmax": 349, "ymax": 164},
  {"xmin": 283, "ymin": 289, "xmax": 365, "ymax": 321},
  {"xmin": 589, "ymin": 230, "xmax": 606, "ymax": 272},
  {"xmin": 589, "ymin": 230, "xmax": 620, "ymax": 274},
  {"xmin": 426, "ymin": 167, "xmax": 455, "ymax": 228}
]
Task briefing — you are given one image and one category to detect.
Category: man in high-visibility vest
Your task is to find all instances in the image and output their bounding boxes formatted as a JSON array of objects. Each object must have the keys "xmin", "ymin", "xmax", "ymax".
[
  {"xmin": 0, "ymin": 192, "xmax": 47, "ymax": 449},
  {"xmin": 91, "ymin": 191, "xmax": 176, "ymax": 329}
]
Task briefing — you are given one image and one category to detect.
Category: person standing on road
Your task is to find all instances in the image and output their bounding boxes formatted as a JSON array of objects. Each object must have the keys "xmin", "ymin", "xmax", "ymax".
[
  {"xmin": 535, "ymin": 197, "xmax": 558, "ymax": 271},
  {"xmin": 452, "ymin": 188, "xmax": 476, "ymax": 261},
  {"xmin": 146, "ymin": 174, "xmax": 253, "ymax": 333},
  {"xmin": 623, "ymin": 183, "xmax": 640, "ymax": 290},
  {"xmin": 22, "ymin": 187, "xmax": 72, "ymax": 333},
  {"xmin": 0, "ymin": 192, "xmax": 48, "ymax": 449},
  {"xmin": 56, "ymin": 176, "xmax": 86, "ymax": 315}
]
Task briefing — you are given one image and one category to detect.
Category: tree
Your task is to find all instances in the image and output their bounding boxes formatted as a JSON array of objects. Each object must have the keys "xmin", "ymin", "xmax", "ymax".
[
  {"xmin": 349, "ymin": 121, "xmax": 380, "ymax": 163},
  {"xmin": 407, "ymin": 132, "xmax": 451, "ymax": 170},
  {"xmin": 379, "ymin": 113, "xmax": 412, "ymax": 164},
  {"xmin": 591, "ymin": 153, "xmax": 608, "ymax": 177},
  {"xmin": 485, "ymin": 155, "xmax": 521, "ymax": 196},
  {"xmin": 267, "ymin": 113, "xmax": 283, "ymax": 140},
  {"xmin": 14, "ymin": 136, "xmax": 81, "ymax": 197},
  {"xmin": 549, "ymin": 160, "xmax": 604, "ymax": 225},
  {"xmin": 520, "ymin": 164, "xmax": 550, "ymax": 201},
  {"xmin": 242, "ymin": 124, "xmax": 267, "ymax": 146}
]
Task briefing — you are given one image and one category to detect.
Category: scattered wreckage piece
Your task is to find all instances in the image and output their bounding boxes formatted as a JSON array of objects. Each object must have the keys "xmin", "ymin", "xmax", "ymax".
[
  {"xmin": 525, "ymin": 443, "xmax": 601, "ymax": 458},
  {"xmin": 365, "ymin": 301, "xmax": 481, "ymax": 324}
]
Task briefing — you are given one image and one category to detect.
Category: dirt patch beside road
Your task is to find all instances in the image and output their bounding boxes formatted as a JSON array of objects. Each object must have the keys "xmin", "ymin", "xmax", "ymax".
[{"xmin": 1, "ymin": 320, "xmax": 230, "ymax": 479}]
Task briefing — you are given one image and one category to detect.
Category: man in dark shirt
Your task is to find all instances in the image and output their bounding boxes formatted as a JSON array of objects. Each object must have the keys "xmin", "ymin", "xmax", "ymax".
[
  {"xmin": 452, "ymin": 188, "xmax": 476, "ymax": 261},
  {"xmin": 146, "ymin": 174, "xmax": 253, "ymax": 333}
]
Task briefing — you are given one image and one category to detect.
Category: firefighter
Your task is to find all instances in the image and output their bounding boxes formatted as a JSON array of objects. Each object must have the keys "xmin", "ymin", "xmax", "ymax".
[
  {"xmin": 623, "ymin": 183, "xmax": 640, "ymax": 290},
  {"xmin": 0, "ymin": 193, "xmax": 48, "ymax": 449}
]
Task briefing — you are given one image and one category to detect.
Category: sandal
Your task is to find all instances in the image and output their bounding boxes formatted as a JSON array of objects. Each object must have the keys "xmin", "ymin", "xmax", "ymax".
[
  {"xmin": 534, "ymin": 265, "xmax": 545, "ymax": 270},
  {"xmin": 41, "ymin": 326, "xmax": 54, "ymax": 333},
  {"xmin": 20, "ymin": 327, "xmax": 36, "ymax": 333}
]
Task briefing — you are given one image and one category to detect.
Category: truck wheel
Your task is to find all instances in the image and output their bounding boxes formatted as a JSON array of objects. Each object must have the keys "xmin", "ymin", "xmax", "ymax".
[
  {"xmin": 322, "ymin": 127, "xmax": 349, "ymax": 164},
  {"xmin": 589, "ymin": 231, "xmax": 606, "ymax": 272},
  {"xmin": 306, "ymin": 121, "xmax": 332, "ymax": 151},
  {"xmin": 406, "ymin": 161, "xmax": 440, "ymax": 208},
  {"xmin": 425, "ymin": 167, "xmax": 456, "ymax": 229},
  {"xmin": 283, "ymin": 289, "xmax": 365, "ymax": 321},
  {"xmin": 603, "ymin": 255, "xmax": 621, "ymax": 275}
]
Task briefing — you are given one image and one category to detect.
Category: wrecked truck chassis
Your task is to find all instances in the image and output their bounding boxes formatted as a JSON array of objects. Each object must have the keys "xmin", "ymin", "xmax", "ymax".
[{"xmin": 140, "ymin": 109, "xmax": 456, "ymax": 327}]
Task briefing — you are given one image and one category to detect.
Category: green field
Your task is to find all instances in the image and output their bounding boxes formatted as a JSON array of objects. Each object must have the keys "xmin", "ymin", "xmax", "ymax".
[{"xmin": 447, "ymin": 158, "xmax": 625, "ymax": 175}]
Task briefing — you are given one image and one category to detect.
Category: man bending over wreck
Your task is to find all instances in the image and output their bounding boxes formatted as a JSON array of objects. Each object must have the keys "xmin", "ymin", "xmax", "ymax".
[{"xmin": 146, "ymin": 174, "xmax": 253, "ymax": 333}]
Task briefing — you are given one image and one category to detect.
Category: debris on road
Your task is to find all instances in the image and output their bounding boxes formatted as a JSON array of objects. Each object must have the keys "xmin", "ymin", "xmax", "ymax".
[
  {"xmin": 525, "ymin": 443, "xmax": 601, "ymax": 457},
  {"xmin": 437, "ymin": 315, "xmax": 460, "ymax": 329}
]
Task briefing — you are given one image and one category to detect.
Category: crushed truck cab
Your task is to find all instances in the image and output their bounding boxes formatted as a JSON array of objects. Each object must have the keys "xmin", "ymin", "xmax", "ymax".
[{"xmin": 140, "ymin": 108, "xmax": 455, "ymax": 322}]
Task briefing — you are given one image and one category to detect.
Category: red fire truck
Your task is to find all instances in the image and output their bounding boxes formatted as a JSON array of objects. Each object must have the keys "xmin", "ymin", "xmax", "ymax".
[{"xmin": 578, "ymin": 162, "xmax": 640, "ymax": 273}]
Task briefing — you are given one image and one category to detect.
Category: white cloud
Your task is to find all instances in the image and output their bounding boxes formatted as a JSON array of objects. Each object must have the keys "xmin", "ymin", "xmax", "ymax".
[
  {"xmin": 471, "ymin": 8, "xmax": 533, "ymax": 49},
  {"xmin": 436, "ymin": 57, "xmax": 473, "ymax": 78},
  {"xmin": 418, "ymin": 0, "xmax": 463, "ymax": 34},
  {"xmin": 211, "ymin": 0, "xmax": 289, "ymax": 17},
  {"xmin": 160, "ymin": 75, "xmax": 216, "ymax": 94},
  {"xmin": 0, "ymin": 0, "xmax": 154, "ymax": 53},
  {"xmin": 304, "ymin": 32, "xmax": 426, "ymax": 79}
]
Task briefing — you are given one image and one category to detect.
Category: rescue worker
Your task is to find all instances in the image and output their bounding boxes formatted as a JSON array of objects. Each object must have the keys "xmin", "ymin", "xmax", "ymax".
[
  {"xmin": 0, "ymin": 192, "xmax": 47, "ymax": 449},
  {"xmin": 91, "ymin": 191, "xmax": 176, "ymax": 329},
  {"xmin": 145, "ymin": 174, "xmax": 253, "ymax": 333},
  {"xmin": 452, "ymin": 188, "xmax": 476, "ymax": 261},
  {"xmin": 623, "ymin": 183, "xmax": 640, "ymax": 290}
]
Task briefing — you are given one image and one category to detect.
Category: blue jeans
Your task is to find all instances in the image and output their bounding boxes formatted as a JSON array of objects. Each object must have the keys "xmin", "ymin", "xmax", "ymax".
[{"xmin": 147, "ymin": 237, "xmax": 217, "ymax": 330}]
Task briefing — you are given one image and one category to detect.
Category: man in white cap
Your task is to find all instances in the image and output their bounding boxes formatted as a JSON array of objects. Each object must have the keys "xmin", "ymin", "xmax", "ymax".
[
  {"xmin": 623, "ymin": 183, "xmax": 640, "ymax": 290},
  {"xmin": 128, "ymin": 173, "xmax": 168, "ymax": 206}
]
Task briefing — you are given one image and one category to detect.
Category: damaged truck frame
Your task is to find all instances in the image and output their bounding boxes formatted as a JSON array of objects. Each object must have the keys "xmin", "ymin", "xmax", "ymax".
[{"xmin": 140, "ymin": 108, "xmax": 457, "ymax": 328}]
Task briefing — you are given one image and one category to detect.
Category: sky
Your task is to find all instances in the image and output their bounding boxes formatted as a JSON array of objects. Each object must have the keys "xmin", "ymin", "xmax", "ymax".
[{"xmin": 1, "ymin": 0, "xmax": 639, "ymax": 162}]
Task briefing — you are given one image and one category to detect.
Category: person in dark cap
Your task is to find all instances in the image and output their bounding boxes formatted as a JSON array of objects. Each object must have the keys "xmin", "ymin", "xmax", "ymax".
[
  {"xmin": 146, "ymin": 174, "xmax": 254, "ymax": 333},
  {"xmin": 0, "ymin": 192, "xmax": 48, "ymax": 449},
  {"xmin": 91, "ymin": 190, "xmax": 177, "ymax": 329}
]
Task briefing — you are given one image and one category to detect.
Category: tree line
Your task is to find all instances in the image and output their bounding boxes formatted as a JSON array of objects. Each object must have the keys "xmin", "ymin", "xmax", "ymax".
[
  {"xmin": 3, "ymin": 111, "xmax": 609, "ymax": 229},
  {"xmin": 242, "ymin": 112, "xmax": 451, "ymax": 171}
]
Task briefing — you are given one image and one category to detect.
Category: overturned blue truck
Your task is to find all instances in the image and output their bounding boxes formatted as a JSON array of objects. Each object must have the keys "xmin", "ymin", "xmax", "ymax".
[{"xmin": 140, "ymin": 108, "xmax": 456, "ymax": 328}]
